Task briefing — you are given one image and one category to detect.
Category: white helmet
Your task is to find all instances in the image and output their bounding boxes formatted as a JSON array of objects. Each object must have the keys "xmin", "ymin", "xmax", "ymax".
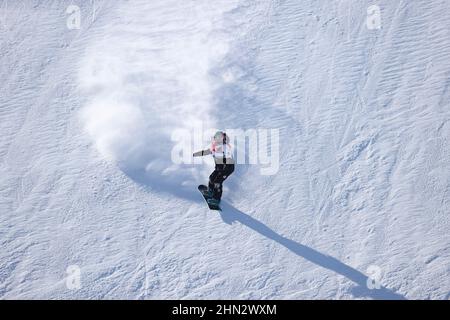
[{"xmin": 213, "ymin": 131, "xmax": 229, "ymax": 144}]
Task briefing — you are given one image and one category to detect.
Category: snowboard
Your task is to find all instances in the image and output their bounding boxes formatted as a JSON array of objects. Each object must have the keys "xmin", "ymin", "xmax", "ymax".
[{"xmin": 198, "ymin": 185, "xmax": 221, "ymax": 211}]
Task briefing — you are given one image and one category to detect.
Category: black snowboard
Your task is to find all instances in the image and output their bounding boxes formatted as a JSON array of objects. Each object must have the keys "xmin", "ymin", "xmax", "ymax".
[{"xmin": 198, "ymin": 185, "xmax": 221, "ymax": 211}]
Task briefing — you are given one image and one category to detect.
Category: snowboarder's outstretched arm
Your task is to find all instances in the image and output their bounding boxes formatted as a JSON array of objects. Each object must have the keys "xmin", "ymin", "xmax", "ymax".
[{"xmin": 193, "ymin": 149, "xmax": 212, "ymax": 157}]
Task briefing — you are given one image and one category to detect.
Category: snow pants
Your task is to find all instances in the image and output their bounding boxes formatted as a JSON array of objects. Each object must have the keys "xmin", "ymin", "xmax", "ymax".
[{"xmin": 208, "ymin": 163, "xmax": 235, "ymax": 201}]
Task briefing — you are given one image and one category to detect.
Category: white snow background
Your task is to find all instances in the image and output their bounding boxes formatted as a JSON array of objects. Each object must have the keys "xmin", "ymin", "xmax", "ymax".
[{"xmin": 0, "ymin": 0, "xmax": 449, "ymax": 299}]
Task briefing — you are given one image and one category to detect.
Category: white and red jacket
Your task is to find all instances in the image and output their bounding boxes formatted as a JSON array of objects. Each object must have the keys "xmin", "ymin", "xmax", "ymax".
[{"xmin": 193, "ymin": 141, "xmax": 234, "ymax": 164}]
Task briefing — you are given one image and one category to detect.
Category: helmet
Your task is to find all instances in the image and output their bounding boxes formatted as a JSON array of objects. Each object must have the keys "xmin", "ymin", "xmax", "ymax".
[{"xmin": 213, "ymin": 131, "xmax": 228, "ymax": 144}]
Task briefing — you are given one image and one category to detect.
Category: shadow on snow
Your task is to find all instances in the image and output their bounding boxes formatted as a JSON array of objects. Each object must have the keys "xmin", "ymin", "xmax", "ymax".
[{"xmin": 219, "ymin": 202, "xmax": 406, "ymax": 300}]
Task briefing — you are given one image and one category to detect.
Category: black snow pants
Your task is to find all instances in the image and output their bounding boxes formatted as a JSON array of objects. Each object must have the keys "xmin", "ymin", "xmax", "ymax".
[{"xmin": 208, "ymin": 162, "xmax": 235, "ymax": 201}]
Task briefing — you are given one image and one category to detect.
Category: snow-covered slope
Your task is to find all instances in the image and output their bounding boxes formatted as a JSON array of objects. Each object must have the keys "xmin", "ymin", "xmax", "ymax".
[{"xmin": 1, "ymin": 0, "xmax": 449, "ymax": 299}]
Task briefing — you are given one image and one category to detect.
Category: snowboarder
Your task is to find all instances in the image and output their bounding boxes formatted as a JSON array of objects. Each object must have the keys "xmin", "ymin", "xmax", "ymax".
[{"xmin": 193, "ymin": 131, "xmax": 234, "ymax": 208}]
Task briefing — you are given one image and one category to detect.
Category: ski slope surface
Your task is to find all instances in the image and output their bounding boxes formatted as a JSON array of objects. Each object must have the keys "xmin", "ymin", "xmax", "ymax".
[{"xmin": 0, "ymin": 0, "xmax": 449, "ymax": 299}]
